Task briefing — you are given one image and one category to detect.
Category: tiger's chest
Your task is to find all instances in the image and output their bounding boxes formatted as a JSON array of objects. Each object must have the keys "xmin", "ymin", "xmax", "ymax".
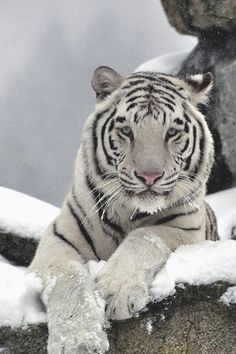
[{"xmin": 98, "ymin": 205, "xmax": 160, "ymax": 244}]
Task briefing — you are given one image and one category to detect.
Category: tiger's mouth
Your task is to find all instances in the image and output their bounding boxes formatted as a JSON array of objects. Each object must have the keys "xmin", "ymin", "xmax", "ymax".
[
  {"xmin": 138, "ymin": 189, "xmax": 170, "ymax": 197},
  {"xmin": 125, "ymin": 188, "xmax": 170, "ymax": 198}
]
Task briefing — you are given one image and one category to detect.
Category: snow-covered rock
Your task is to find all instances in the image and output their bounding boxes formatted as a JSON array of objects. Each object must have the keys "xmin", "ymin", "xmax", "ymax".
[
  {"xmin": 0, "ymin": 187, "xmax": 59, "ymax": 240},
  {"xmin": 0, "ymin": 186, "xmax": 236, "ymax": 329},
  {"xmin": 0, "ymin": 260, "xmax": 46, "ymax": 327}
]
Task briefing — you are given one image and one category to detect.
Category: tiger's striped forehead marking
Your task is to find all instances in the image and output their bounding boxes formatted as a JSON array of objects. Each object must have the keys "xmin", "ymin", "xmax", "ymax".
[{"xmin": 118, "ymin": 72, "xmax": 186, "ymax": 125}]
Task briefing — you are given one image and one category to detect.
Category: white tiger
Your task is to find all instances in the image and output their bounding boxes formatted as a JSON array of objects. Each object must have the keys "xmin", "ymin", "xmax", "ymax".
[{"xmin": 29, "ymin": 66, "xmax": 218, "ymax": 354}]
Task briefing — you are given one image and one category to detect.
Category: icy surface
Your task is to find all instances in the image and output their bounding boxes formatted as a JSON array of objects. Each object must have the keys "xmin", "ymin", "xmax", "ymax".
[
  {"xmin": 0, "ymin": 187, "xmax": 236, "ymax": 326},
  {"xmin": 0, "ymin": 187, "xmax": 59, "ymax": 240}
]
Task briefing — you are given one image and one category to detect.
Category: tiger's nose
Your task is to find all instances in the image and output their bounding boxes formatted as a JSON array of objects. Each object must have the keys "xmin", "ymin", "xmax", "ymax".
[{"xmin": 136, "ymin": 171, "xmax": 164, "ymax": 187}]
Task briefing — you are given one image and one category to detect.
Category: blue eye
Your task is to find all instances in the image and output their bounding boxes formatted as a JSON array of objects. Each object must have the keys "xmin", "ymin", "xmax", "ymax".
[
  {"xmin": 120, "ymin": 126, "xmax": 132, "ymax": 136},
  {"xmin": 167, "ymin": 127, "xmax": 178, "ymax": 137}
]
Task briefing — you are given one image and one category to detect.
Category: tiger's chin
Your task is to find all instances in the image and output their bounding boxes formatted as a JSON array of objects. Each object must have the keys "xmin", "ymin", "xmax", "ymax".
[{"xmin": 129, "ymin": 190, "xmax": 170, "ymax": 214}]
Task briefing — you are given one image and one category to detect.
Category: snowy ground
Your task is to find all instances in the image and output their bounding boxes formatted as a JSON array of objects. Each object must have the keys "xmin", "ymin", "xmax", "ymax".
[
  {"xmin": 0, "ymin": 187, "xmax": 59, "ymax": 240},
  {"xmin": 0, "ymin": 186, "xmax": 236, "ymax": 327}
]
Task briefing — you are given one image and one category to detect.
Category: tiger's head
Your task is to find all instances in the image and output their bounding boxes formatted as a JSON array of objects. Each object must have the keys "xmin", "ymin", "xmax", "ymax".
[{"xmin": 85, "ymin": 66, "xmax": 214, "ymax": 213}]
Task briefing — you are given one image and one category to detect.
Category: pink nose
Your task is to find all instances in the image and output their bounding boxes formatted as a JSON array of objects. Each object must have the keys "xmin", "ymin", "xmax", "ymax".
[{"xmin": 136, "ymin": 172, "xmax": 164, "ymax": 187}]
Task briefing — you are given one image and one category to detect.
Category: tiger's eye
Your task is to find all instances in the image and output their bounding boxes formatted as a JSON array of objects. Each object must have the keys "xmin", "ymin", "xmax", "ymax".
[
  {"xmin": 167, "ymin": 127, "xmax": 178, "ymax": 137},
  {"xmin": 120, "ymin": 126, "xmax": 132, "ymax": 136}
]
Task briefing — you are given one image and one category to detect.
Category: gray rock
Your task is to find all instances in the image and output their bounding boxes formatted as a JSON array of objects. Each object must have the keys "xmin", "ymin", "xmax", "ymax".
[
  {"xmin": 214, "ymin": 60, "xmax": 236, "ymax": 185},
  {"xmin": 179, "ymin": 31, "xmax": 236, "ymax": 193},
  {"xmin": 1, "ymin": 283, "xmax": 236, "ymax": 354},
  {"xmin": 161, "ymin": 0, "xmax": 236, "ymax": 36},
  {"xmin": 0, "ymin": 231, "xmax": 38, "ymax": 266},
  {"xmin": 161, "ymin": 1, "xmax": 236, "ymax": 193}
]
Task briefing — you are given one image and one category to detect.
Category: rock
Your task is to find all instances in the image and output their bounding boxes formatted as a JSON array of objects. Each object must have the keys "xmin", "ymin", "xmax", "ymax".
[
  {"xmin": 179, "ymin": 31, "xmax": 236, "ymax": 193},
  {"xmin": 1, "ymin": 283, "xmax": 236, "ymax": 354},
  {"xmin": 0, "ymin": 231, "xmax": 38, "ymax": 266},
  {"xmin": 161, "ymin": 0, "xmax": 236, "ymax": 36},
  {"xmin": 161, "ymin": 1, "xmax": 236, "ymax": 193}
]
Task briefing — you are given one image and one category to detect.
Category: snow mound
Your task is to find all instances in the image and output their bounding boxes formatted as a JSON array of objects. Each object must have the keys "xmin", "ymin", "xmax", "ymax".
[
  {"xmin": 151, "ymin": 240, "xmax": 236, "ymax": 302},
  {"xmin": 0, "ymin": 186, "xmax": 236, "ymax": 327},
  {"xmin": 0, "ymin": 187, "xmax": 59, "ymax": 240},
  {"xmin": 135, "ymin": 51, "xmax": 188, "ymax": 75},
  {"xmin": 0, "ymin": 262, "xmax": 46, "ymax": 327}
]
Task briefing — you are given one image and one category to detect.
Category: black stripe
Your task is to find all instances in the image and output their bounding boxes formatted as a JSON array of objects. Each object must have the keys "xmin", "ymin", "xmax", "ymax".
[
  {"xmin": 159, "ymin": 179, "xmax": 177, "ymax": 186},
  {"xmin": 153, "ymin": 89, "xmax": 176, "ymax": 100},
  {"xmin": 126, "ymin": 95, "xmax": 143, "ymax": 104},
  {"xmin": 108, "ymin": 135, "xmax": 117, "ymax": 150},
  {"xmin": 165, "ymin": 172, "xmax": 178, "ymax": 181},
  {"xmin": 173, "ymin": 135, "xmax": 182, "ymax": 142},
  {"xmin": 161, "ymin": 95, "xmax": 176, "ymax": 107},
  {"xmin": 126, "ymin": 86, "xmax": 146, "ymax": 97},
  {"xmin": 120, "ymin": 170, "xmax": 134, "ymax": 180},
  {"xmin": 162, "ymin": 110, "xmax": 166, "ymax": 125},
  {"xmin": 183, "ymin": 112, "xmax": 191, "ymax": 122},
  {"xmin": 128, "ymin": 74, "xmax": 185, "ymax": 98},
  {"xmin": 53, "ymin": 222, "xmax": 80, "ymax": 254},
  {"xmin": 184, "ymin": 125, "xmax": 197, "ymax": 171},
  {"xmin": 117, "ymin": 132, "xmax": 126, "ymax": 141},
  {"xmin": 116, "ymin": 116, "xmax": 126, "ymax": 123},
  {"xmin": 174, "ymin": 118, "xmax": 184, "ymax": 125},
  {"xmin": 67, "ymin": 201, "xmax": 100, "ymax": 260},
  {"xmin": 101, "ymin": 108, "xmax": 117, "ymax": 166},
  {"xmin": 122, "ymin": 79, "xmax": 146, "ymax": 88},
  {"xmin": 119, "ymin": 176, "xmax": 138, "ymax": 186},
  {"xmin": 93, "ymin": 109, "xmax": 109, "ymax": 177},
  {"xmin": 127, "ymin": 102, "xmax": 138, "ymax": 111},
  {"xmin": 130, "ymin": 210, "xmax": 149, "ymax": 222},
  {"xmin": 184, "ymin": 122, "xmax": 189, "ymax": 133},
  {"xmin": 130, "ymin": 74, "xmax": 175, "ymax": 87},
  {"xmin": 157, "ymin": 83, "xmax": 184, "ymax": 99},
  {"xmin": 108, "ymin": 118, "xmax": 115, "ymax": 132},
  {"xmin": 129, "ymin": 74, "xmax": 161, "ymax": 83},
  {"xmin": 158, "ymin": 100, "xmax": 174, "ymax": 112},
  {"xmin": 176, "ymin": 226, "xmax": 201, "ymax": 231},
  {"xmin": 192, "ymin": 120, "xmax": 205, "ymax": 175},
  {"xmin": 155, "ymin": 209, "xmax": 198, "ymax": 225},
  {"xmin": 181, "ymin": 138, "xmax": 190, "ymax": 154}
]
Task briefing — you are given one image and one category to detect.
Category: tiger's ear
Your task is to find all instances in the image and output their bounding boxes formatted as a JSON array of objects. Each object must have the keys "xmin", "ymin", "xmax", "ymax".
[
  {"xmin": 91, "ymin": 66, "xmax": 124, "ymax": 100},
  {"xmin": 185, "ymin": 72, "xmax": 213, "ymax": 106}
]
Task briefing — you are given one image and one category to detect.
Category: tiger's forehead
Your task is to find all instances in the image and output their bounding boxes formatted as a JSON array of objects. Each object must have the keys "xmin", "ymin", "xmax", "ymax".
[{"xmin": 116, "ymin": 72, "xmax": 186, "ymax": 125}]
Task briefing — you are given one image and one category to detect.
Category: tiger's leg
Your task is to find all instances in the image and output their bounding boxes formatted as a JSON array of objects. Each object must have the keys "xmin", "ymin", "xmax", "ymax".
[
  {"xmin": 29, "ymin": 221, "xmax": 108, "ymax": 354},
  {"xmin": 96, "ymin": 224, "xmax": 204, "ymax": 320}
]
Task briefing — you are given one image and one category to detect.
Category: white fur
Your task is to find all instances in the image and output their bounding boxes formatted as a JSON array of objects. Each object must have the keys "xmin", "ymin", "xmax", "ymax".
[{"xmin": 29, "ymin": 69, "xmax": 215, "ymax": 353}]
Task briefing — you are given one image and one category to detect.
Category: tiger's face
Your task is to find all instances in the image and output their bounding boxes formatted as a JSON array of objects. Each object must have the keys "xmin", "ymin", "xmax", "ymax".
[{"xmin": 89, "ymin": 67, "xmax": 214, "ymax": 213}]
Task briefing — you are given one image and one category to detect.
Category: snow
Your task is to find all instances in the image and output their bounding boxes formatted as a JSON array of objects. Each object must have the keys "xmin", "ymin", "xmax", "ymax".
[
  {"xmin": 144, "ymin": 317, "xmax": 154, "ymax": 335},
  {"xmin": 151, "ymin": 240, "xmax": 236, "ymax": 301},
  {"xmin": 0, "ymin": 186, "xmax": 236, "ymax": 327},
  {"xmin": 0, "ymin": 262, "xmax": 46, "ymax": 327},
  {"xmin": 0, "ymin": 187, "xmax": 59, "ymax": 240},
  {"xmin": 135, "ymin": 51, "xmax": 188, "ymax": 75},
  {"xmin": 206, "ymin": 187, "xmax": 236, "ymax": 240},
  {"xmin": 87, "ymin": 260, "xmax": 106, "ymax": 279}
]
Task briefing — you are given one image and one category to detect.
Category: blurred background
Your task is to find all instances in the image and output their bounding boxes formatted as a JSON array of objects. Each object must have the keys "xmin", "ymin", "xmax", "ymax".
[{"xmin": 0, "ymin": 0, "xmax": 196, "ymax": 206}]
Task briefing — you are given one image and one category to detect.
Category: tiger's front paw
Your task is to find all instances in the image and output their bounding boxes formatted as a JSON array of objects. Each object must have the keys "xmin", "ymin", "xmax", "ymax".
[
  {"xmin": 48, "ymin": 323, "xmax": 109, "ymax": 354},
  {"xmin": 96, "ymin": 260, "xmax": 150, "ymax": 320}
]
